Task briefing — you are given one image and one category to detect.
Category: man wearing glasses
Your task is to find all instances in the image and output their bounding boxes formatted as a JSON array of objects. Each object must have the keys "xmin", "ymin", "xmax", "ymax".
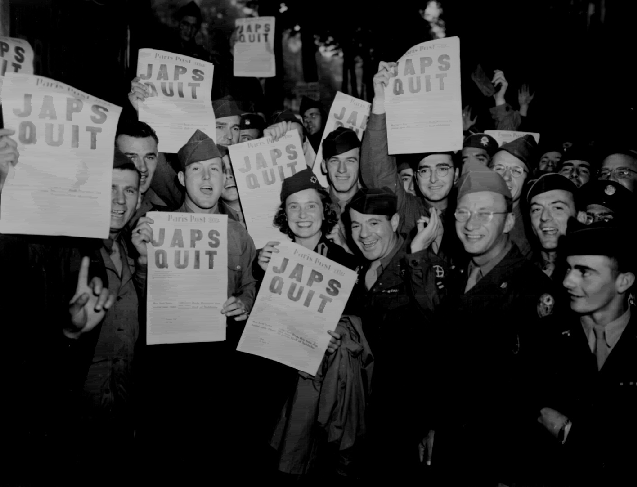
[
  {"xmin": 598, "ymin": 149, "xmax": 637, "ymax": 192},
  {"xmin": 407, "ymin": 160, "xmax": 555, "ymax": 486},
  {"xmin": 578, "ymin": 179, "xmax": 634, "ymax": 225},
  {"xmin": 360, "ymin": 61, "xmax": 462, "ymax": 260},
  {"xmin": 489, "ymin": 134, "xmax": 539, "ymax": 257}
]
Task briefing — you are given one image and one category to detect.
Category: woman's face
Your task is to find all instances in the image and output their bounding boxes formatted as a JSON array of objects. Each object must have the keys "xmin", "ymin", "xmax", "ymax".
[{"xmin": 285, "ymin": 188, "xmax": 324, "ymax": 240}]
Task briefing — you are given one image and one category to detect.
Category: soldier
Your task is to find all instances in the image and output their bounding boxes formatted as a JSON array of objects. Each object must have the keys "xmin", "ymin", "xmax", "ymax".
[
  {"xmin": 461, "ymin": 133, "xmax": 499, "ymax": 167},
  {"xmin": 408, "ymin": 160, "xmax": 555, "ymax": 486},
  {"xmin": 300, "ymin": 95, "xmax": 326, "ymax": 153},
  {"xmin": 578, "ymin": 179, "xmax": 635, "ymax": 225},
  {"xmin": 539, "ymin": 223, "xmax": 637, "ymax": 486},
  {"xmin": 537, "ymin": 142, "xmax": 564, "ymax": 176},
  {"xmin": 597, "ymin": 148, "xmax": 637, "ymax": 192},
  {"xmin": 347, "ymin": 187, "xmax": 422, "ymax": 481},
  {"xmin": 397, "ymin": 160, "xmax": 415, "ymax": 195},
  {"xmin": 214, "ymin": 95, "xmax": 244, "ymax": 146},
  {"xmin": 526, "ymin": 173, "xmax": 578, "ymax": 279},
  {"xmin": 239, "ymin": 113, "xmax": 265, "ymax": 142},
  {"xmin": 489, "ymin": 134, "xmax": 538, "ymax": 257},
  {"xmin": 557, "ymin": 147, "xmax": 593, "ymax": 189}
]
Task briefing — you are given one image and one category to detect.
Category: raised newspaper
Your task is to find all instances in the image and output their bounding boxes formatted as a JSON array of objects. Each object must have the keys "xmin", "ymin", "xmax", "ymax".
[
  {"xmin": 146, "ymin": 211, "xmax": 229, "ymax": 345},
  {"xmin": 228, "ymin": 130, "xmax": 307, "ymax": 249},
  {"xmin": 485, "ymin": 130, "xmax": 540, "ymax": 147},
  {"xmin": 237, "ymin": 241, "xmax": 357, "ymax": 375},
  {"xmin": 314, "ymin": 91, "xmax": 370, "ymax": 187},
  {"xmin": 136, "ymin": 48, "xmax": 215, "ymax": 152},
  {"xmin": 234, "ymin": 16, "xmax": 275, "ymax": 78},
  {"xmin": 0, "ymin": 73, "xmax": 121, "ymax": 238},
  {"xmin": 0, "ymin": 36, "xmax": 34, "ymax": 97},
  {"xmin": 385, "ymin": 36, "xmax": 462, "ymax": 154}
]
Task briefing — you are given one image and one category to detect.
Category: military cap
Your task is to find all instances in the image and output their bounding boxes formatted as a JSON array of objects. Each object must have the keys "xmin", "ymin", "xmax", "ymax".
[
  {"xmin": 397, "ymin": 161, "xmax": 412, "ymax": 173},
  {"xmin": 457, "ymin": 159, "xmax": 512, "ymax": 204},
  {"xmin": 526, "ymin": 173, "xmax": 578, "ymax": 204},
  {"xmin": 240, "ymin": 113, "xmax": 265, "ymax": 132},
  {"xmin": 348, "ymin": 187, "xmax": 397, "ymax": 216},
  {"xmin": 299, "ymin": 96, "xmax": 323, "ymax": 116},
  {"xmin": 561, "ymin": 146, "xmax": 593, "ymax": 165},
  {"xmin": 113, "ymin": 148, "xmax": 134, "ymax": 169},
  {"xmin": 175, "ymin": 1, "xmax": 202, "ymax": 23},
  {"xmin": 463, "ymin": 133, "xmax": 498, "ymax": 156},
  {"xmin": 579, "ymin": 180, "xmax": 634, "ymax": 215},
  {"xmin": 280, "ymin": 168, "xmax": 324, "ymax": 203},
  {"xmin": 497, "ymin": 134, "xmax": 538, "ymax": 172},
  {"xmin": 213, "ymin": 95, "xmax": 244, "ymax": 119},
  {"xmin": 562, "ymin": 222, "xmax": 634, "ymax": 270},
  {"xmin": 271, "ymin": 109, "xmax": 302, "ymax": 126},
  {"xmin": 177, "ymin": 129, "xmax": 221, "ymax": 169},
  {"xmin": 322, "ymin": 127, "xmax": 361, "ymax": 160}
]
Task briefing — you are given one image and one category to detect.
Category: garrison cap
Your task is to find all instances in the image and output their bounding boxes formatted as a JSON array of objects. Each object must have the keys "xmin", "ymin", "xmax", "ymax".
[
  {"xmin": 322, "ymin": 127, "xmax": 361, "ymax": 160},
  {"xmin": 213, "ymin": 95, "xmax": 244, "ymax": 119},
  {"xmin": 457, "ymin": 159, "xmax": 512, "ymax": 203},
  {"xmin": 177, "ymin": 130, "xmax": 221, "ymax": 169},
  {"xmin": 497, "ymin": 134, "xmax": 538, "ymax": 172},
  {"xmin": 280, "ymin": 168, "xmax": 324, "ymax": 203},
  {"xmin": 348, "ymin": 187, "xmax": 397, "ymax": 216},
  {"xmin": 526, "ymin": 173, "xmax": 578, "ymax": 204},
  {"xmin": 271, "ymin": 109, "xmax": 302, "ymax": 126},
  {"xmin": 463, "ymin": 133, "xmax": 498, "ymax": 156}
]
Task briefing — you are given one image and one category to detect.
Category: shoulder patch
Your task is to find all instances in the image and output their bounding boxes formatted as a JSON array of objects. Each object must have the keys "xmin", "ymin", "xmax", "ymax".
[{"xmin": 537, "ymin": 293, "xmax": 554, "ymax": 318}]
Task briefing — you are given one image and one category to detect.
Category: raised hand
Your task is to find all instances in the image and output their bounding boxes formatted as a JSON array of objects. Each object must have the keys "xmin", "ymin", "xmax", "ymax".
[
  {"xmin": 372, "ymin": 61, "xmax": 398, "ymax": 114},
  {"xmin": 66, "ymin": 257, "xmax": 116, "ymax": 339},
  {"xmin": 132, "ymin": 216, "xmax": 154, "ymax": 266},
  {"xmin": 517, "ymin": 84, "xmax": 535, "ymax": 107},
  {"xmin": 462, "ymin": 105, "xmax": 477, "ymax": 132},
  {"xmin": 128, "ymin": 77, "xmax": 150, "ymax": 113},
  {"xmin": 410, "ymin": 209, "xmax": 443, "ymax": 254},
  {"xmin": 492, "ymin": 70, "xmax": 508, "ymax": 106}
]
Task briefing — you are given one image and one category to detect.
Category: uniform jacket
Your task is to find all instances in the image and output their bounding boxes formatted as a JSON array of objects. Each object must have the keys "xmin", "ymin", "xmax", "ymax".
[
  {"xmin": 270, "ymin": 315, "xmax": 373, "ymax": 476},
  {"xmin": 407, "ymin": 241, "xmax": 558, "ymax": 483},
  {"xmin": 541, "ymin": 309, "xmax": 637, "ymax": 486}
]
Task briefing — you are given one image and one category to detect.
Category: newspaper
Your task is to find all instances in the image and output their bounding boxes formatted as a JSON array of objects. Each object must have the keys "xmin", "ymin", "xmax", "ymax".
[
  {"xmin": 314, "ymin": 91, "xmax": 370, "ymax": 187},
  {"xmin": 0, "ymin": 36, "xmax": 34, "ymax": 97},
  {"xmin": 485, "ymin": 130, "xmax": 540, "ymax": 147},
  {"xmin": 137, "ymin": 49, "xmax": 215, "ymax": 153},
  {"xmin": 146, "ymin": 211, "xmax": 229, "ymax": 345},
  {"xmin": 0, "ymin": 74, "xmax": 121, "ymax": 238},
  {"xmin": 237, "ymin": 241, "xmax": 357, "ymax": 375},
  {"xmin": 385, "ymin": 36, "xmax": 462, "ymax": 154},
  {"xmin": 228, "ymin": 130, "xmax": 307, "ymax": 249},
  {"xmin": 234, "ymin": 16, "xmax": 276, "ymax": 78}
]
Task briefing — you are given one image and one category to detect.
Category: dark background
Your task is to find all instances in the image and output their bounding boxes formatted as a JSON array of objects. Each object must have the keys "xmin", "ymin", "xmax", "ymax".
[{"xmin": 7, "ymin": 0, "xmax": 636, "ymax": 146}]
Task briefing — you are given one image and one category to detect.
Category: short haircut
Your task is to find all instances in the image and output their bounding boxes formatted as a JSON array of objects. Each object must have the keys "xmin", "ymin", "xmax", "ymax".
[
  {"xmin": 116, "ymin": 120, "xmax": 159, "ymax": 145},
  {"xmin": 273, "ymin": 187, "xmax": 339, "ymax": 240},
  {"xmin": 114, "ymin": 162, "xmax": 141, "ymax": 186}
]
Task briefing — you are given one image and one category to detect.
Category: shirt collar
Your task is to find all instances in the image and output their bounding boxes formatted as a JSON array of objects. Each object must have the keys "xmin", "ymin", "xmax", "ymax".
[
  {"xmin": 376, "ymin": 234, "xmax": 404, "ymax": 274},
  {"xmin": 581, "ymin": 307, "xmax": 632, "ymax": 350},
  {"xmin": 467, "ymin": 238, "xmax": 512, "ymax": 282}
]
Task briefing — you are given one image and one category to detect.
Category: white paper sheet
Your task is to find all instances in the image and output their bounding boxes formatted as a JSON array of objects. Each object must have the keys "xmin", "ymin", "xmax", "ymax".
[
  {"xmin": 146, "ymin": 212, "xmax": 229, "ymax": 345},
  {"xmin": 234, "ymin": 16, "xmax": 276, "ymax": 78},
  {"xmin": 313, "ymin": 91, "xmax": 370, "ymax": 187},
  {"xmin": 0, "ymin": 74, "xmax": 121, "ymax": 238},
  {"xmin": 228, "ymin": 130, "xmax": 307, "ymax": 249},
  {"xmin": 485, "ymin": 130, "xmax": 540, "ymax": 147},
  {"xmin": 237, "ymin": 242, "xmax": 357, "ymax": 375},
  {"xmin": 385, "ymin": 36, "xmax": 462, "ymax": 155},
  {"xmin": 137, "ymin": 49, "xmax": 215, "ymax": 153}
]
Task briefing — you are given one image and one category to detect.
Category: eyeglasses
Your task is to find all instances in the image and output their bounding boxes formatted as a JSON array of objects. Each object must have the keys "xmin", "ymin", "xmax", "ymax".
[
  {"xmin": 492, "ymin": 165, "xmax": 526, "ymax": 178},
  {"xmin": 417, "ymin": 165, "xmax": 452, "ymax": 178},
  {"xmin": 597, "ymin": 167, "xmax": 637, "ymax": 180},
  {"xmin": 454, "ymin": 209, "xmax": 508, "ymax": 224},
  {"xmin": 584, "ymin": 212, "xmax": 614, "ymax": 224}
]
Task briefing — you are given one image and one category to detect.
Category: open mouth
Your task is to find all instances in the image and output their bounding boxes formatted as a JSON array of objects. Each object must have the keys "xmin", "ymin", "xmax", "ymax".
[
  {"xmin": 295, "ymin": 222, "xmax": 314, "ymax": 228},
  {"xmin": 464, "ymin": 234, "xmax": 483, "ymax": 242},
  {"xmin": 361, "ymin": 240, "xmax": 378, "ymax": 251},
  {"xmin": 200, "ymin": 185, "xmax": 213, "ymax": 195},
  {"xmin": 111, "ymin": 209, "xmax": 126, "ymax": 217},
  {"xmin": 540, "ymin": 227, "xmax": 558, "ymax": 235}
]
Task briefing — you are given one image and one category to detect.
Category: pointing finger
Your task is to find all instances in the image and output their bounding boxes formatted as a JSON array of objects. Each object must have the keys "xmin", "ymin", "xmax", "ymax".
[{"xmin": 76, "ymin": 256, "xmax": 91, "ymax": 294}]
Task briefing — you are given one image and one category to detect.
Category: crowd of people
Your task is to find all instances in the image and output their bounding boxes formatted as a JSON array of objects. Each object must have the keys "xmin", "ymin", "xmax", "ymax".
[{"xmin": 2, "ymin": 7, "xmax": 637, "ymax": 486}]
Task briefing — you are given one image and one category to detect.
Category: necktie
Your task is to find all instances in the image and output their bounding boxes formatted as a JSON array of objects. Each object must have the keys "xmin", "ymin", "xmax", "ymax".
[
  {"xmin": 464, "ymin": 265, "xmax": 481, "ymax": 293},
  {"xmin": 592, "ymin": 324, "xmax": 609, "ymax": 371},
  {"xmin": 365, "ymin": 260, "xmax": 382, "ymax": 290},
  {"xmin": 109, "ymin": 240, "xmax": 123, "ymax": 277}
]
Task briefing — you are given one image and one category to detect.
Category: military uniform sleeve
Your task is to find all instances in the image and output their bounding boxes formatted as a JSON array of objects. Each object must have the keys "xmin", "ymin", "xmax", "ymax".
[
  {"xmin": 404, "ymin": 248, "xmax": 451, "ymax": 321},
  {"xmin": 489, "ymin": 103, "xmax": 522, "ymax": 131},
  {"xmin": 149, "ymin": 153, "xmax": 184, "ymax": 208},
  {"xmin": 233, "ymin": 223, "xmax": 258, "ymax": 313},
  {"xmin": 360, "ymin": 113, "xmax": 403, "ymax": 198}
]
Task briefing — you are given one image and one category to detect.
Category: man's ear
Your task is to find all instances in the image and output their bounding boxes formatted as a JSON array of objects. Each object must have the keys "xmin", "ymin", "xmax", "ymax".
[
  {"xmin": 616, "ymin": 271, "xmax": 635, "ymax": 295},
  {"xmin": 321, "ymin": 159, "xmax": 327, "ymax": 175},
  {"xmin": 503, "ymin": 212, "xmax": 515, "ymax": 234},
  {"xmin": 453, "ymin": 167, "xmax": 459, "ymax": 185},
  {"xmin": 390, "ymin": 213, "xmax": 400, "ymax": 232},
  {"xmin": 178, "ymin": 171, "xmax": 185, "ymax": 187}
]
